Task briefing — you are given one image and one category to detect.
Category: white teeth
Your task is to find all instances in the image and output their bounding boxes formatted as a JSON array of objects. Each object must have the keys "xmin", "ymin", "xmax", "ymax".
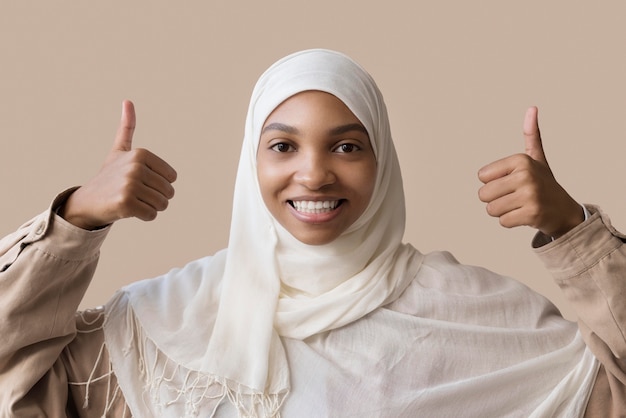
[{"xmin": 292, "ymin": 200, "xmax": 339, "ymax": 214}]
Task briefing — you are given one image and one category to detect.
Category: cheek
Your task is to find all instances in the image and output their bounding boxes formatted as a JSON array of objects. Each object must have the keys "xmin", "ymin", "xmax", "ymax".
[
  {"xmin": 256, "ymin": 165, "xmax": 273, "ymax": 203},
  {"xmin": 361, "ymin": 162, "xmax": 378, "ymax": 202},
  {"xmin": 256, "ymin": 161, "xmax": 285, "ymax": 208}
]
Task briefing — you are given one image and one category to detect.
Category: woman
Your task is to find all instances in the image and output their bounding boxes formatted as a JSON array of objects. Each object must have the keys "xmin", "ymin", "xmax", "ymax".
[{"xmin": 1, "ymin": 49, "xmax": 624, "ymax": 417}]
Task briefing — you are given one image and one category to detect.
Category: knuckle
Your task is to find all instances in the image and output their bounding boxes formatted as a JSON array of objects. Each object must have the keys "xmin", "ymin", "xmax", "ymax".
[
  {"xmin": 521, "ymin": 181, "xmax": 542, "ymax": 201},
  {"xmin": 111, "ymin": 191, "xmax": 136, "ymax": 218},
  {"xmin": 121, "ymin": 178, "xmax": 141, "ymax": 196},
  {"xmin": 516, "ymin": 169, "xmax": 535, "ymax": 184},
  {"xmin": 517, "ymin": 169, "xmax": 531, "ymax": 181},
  {"xmin": 127, "ymin": 161, "xmax": 146, "ymax": 177},
  {"xmin": 131, "ymin": 147, "xmax": 149, "ymax": 157},
  {"xmin": 128, "ymin": 148, "xmax": 151, "ymax": 164},
  {"xmin": 516, "ymin": 153, "xmax": 533, "ymax": 165}
]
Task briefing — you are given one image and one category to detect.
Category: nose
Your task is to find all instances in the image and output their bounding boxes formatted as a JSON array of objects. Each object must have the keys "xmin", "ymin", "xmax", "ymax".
[{"xmin": 293, "ymin": 152, "xmax": 336, "ymax": 190}]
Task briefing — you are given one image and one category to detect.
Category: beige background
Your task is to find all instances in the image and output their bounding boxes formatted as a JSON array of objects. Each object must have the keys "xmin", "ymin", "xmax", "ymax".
[{"xmin": 2, "ymin": 2, "xmax": 625, "ymax": 319}]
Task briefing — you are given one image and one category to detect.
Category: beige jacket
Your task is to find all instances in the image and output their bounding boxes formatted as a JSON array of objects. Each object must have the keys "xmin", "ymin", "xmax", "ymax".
[{"xmin": 1, "ymin": 192, "xmax": 625, "ymax": 417}]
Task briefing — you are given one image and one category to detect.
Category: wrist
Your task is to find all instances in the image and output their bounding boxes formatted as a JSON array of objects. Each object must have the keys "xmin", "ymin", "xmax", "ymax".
[
  {"xmin": 547, "ymin": 202, "xmax": 586, "ymax": 239},
  {"xmin": 57, "ymin": 189, "xmax": 109, "ymax": 230}
]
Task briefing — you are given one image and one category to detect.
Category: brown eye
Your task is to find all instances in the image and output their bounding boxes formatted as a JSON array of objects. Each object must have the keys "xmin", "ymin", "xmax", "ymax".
[
  {"xmin": 271, "ymin": 143, "xmax": 294, "ymax": 153},
  {"xmin": 334, "ymin": 143, "xmax": 360, "ymax": 153}
]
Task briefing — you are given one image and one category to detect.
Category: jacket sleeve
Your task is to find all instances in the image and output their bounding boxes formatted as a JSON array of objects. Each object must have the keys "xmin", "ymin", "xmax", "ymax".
[
  {"xmin": 0, "ymin": 189, "xmax": 110, "ymax": 416},
  {"xmin": 533, "ymin": 205, "xmax": 626, "ymax": 415}
]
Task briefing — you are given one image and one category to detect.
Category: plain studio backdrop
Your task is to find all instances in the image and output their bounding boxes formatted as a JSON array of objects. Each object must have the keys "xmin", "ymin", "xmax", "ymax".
[{"xmin": 1, "ymin": 2, "xmax": 625, "ymax": 319}]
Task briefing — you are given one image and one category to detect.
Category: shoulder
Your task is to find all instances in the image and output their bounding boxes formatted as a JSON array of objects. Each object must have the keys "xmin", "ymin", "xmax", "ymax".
[
  {"xmin": 122, "ymin": 252, "xmax": 227, "ymax": 305},
  {"xmin": 387, "ymin": 250, "xmax": 564, "ymax": 328},
  {"xmin": 103, "ymin": 252, "xmax": 227, "ymax": 340},
  {"xmin": 417, "ymin": 250, "xmax": 525, "ymax": 294}
]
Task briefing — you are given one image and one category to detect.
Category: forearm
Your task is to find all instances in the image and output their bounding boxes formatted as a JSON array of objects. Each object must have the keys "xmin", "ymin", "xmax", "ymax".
[
  {"xmin": 0, "ymin": 190, "xmax": 109, "ymax": 411},
  {"xmin": 534, "ymin": 205, "xmax": 626, "ymax": 358},
  {"xmin": 534, "ymin": 206, "xmax": 626, "ymax": 415}
]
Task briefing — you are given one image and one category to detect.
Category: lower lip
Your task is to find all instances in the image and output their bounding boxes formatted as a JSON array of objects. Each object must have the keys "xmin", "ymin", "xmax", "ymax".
[{"xmin": 288, "ymin": 202, "xmax": 343, "ymax": 224}]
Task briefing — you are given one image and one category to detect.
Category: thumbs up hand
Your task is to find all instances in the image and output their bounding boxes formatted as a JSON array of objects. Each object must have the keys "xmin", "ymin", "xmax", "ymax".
[
  {"xmin": 477, "ymin": 107, "xmax": 583, "ymax": 239},
  {"xmin": 60, "ymin": 100, "xmax": 177, "ymax": 230}
]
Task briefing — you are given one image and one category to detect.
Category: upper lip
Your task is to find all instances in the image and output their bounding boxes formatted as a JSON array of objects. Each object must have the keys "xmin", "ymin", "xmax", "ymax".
[{"xmin": 288, "ymin": 196, "xmax": 343, "ymax": 202}]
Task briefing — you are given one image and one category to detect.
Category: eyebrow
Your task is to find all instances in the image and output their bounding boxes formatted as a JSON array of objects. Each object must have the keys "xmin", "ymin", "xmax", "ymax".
[
  {"xmin": 262, "ymin": 123, "xmax": 299, "ymax": 135},
  {"xmin": 328, "ymin": 123, "xmax": 369, "ymax": 137},
  {"xmin": 261, "ymin": 122, "xmax": 369, "ymax": 137}
]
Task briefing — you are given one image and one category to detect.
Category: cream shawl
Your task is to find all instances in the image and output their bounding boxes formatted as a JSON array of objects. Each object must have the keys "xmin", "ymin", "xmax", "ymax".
[{"xmin": 103, "ymin": 49, "xmax": 597, "ymax": 417}]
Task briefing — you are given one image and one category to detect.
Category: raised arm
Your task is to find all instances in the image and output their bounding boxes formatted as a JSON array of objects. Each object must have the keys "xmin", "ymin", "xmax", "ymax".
[
  {"xmin": 0, "ymin": 101, "xmax": 175, "ymax": 415},
  {"xmin": 477, "ymin": 107, "xmax": 626, "ymax": 414}
]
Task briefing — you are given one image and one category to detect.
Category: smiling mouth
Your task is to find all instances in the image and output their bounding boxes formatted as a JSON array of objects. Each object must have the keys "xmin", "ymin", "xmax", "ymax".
[{"xmin": 288, "ymin": 200, "xmax": 344, "ymax": 214}]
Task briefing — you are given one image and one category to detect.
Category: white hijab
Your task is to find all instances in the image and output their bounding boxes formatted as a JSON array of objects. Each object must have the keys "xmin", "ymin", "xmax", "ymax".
[{"xmin": 104, "ymin": 49, "xmax": 423, "ymax": 416}]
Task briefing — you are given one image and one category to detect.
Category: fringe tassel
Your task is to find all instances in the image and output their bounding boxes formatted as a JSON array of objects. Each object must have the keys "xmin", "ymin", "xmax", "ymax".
[
  {"xmin": 67, "ymin": 339, "xmax": 128, "ymax": 416},
  {"xmin": 224, "ymin": 384, "xmax": 288, "ymax": 418},
  {"xmin": 69, "ymin": 307, "xmax": 132, "ymax": 417},
  {"xmin": 122, "ymin": 302, "xmax": 287, "ymax": 418}
]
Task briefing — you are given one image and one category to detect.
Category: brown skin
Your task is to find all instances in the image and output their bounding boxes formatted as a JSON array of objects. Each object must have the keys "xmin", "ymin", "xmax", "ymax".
[
  {"xmin": 59, "ymin": 100, "xmax": 177, "ymax": 230},
  {"xmin": 477, "ymin": 106, "xmax": 584, "ymax": 239}
]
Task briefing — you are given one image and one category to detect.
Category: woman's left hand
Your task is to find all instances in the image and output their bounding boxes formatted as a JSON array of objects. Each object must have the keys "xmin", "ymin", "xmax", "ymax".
[{"xmin": 477, "ymin": 106, "xmax": 584, "ymax": 239}]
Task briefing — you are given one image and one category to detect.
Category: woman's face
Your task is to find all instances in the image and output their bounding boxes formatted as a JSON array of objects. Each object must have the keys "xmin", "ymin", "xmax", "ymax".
[{"xmin": 257, "ymin": 91, "xmax": 377, "ymax": 246}]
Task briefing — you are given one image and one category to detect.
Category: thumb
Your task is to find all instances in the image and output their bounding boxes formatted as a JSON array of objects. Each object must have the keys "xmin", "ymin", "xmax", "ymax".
[
  {"xmin": 112, "ymin": 100, "xmax": 136, "ymax": 152},
  {"xmin": 523, "ymin": 106, "xmax": 548, "ymax": 164}
]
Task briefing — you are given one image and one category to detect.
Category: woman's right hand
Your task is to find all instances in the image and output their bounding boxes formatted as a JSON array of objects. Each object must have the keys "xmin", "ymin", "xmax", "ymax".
[{"xmin": 59, "ymin": 100, "xmax": 177, "ymax": 230}]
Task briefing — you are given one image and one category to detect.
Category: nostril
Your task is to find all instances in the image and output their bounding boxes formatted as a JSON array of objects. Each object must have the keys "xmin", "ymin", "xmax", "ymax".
[{"xmin": 294, "ymin": 166, "xmax": 337, "ymax": 190}]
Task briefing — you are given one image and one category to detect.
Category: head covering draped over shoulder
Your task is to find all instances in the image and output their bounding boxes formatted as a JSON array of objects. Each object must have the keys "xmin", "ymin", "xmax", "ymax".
[{"xmin": 103, "ymin": 49, "xmax": 423, "ymax": 417}]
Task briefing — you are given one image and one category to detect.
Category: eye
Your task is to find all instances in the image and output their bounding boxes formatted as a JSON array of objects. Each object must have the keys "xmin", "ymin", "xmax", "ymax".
[
  {"xmin": 270, "ymin": 142, "xmax": 295, "ymax": 153},
  {"xmin": 334, "ymin": 143, "xmax": 361, "ymax": 153}
]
